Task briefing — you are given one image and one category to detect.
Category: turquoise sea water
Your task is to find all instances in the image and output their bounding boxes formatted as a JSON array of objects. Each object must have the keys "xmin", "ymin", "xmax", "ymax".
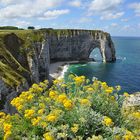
[{"xmin": 65, "ymin": 37, "xmax": 140, "ymax": 93}]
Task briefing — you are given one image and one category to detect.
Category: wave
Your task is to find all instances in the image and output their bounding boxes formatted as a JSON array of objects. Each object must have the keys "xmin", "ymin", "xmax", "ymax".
[
  {"xmin": 117, "ymin": 56, "xmax": 126, "ymax": 61},
  {"xmin": 58, "ymin": 65, "xmax": 69, "ymax": 79}
]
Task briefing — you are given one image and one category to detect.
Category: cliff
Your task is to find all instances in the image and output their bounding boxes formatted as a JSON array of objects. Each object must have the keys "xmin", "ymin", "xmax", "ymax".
[
  {"xmin": 47, "ymin": 29, "xmax": 116, "ymax": 62},
  {"xmin": 0, "ymin": 29, "xmax": 116, "ymax": 112}
]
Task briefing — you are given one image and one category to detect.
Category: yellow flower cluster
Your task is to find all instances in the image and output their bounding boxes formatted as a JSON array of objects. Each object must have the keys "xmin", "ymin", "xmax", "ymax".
[
  {"xmin": 46, "ymin": 114, "xmax": 57, "ymax": 122},
  {"xmin": 43, "ymin": 132, "xmax": 54, "ymax": 140},
  {"xmin": 74, "ymin": 76, "xmax": 85, "ymax": 85},
  {"xmin": 49, "ymin": 90, "xmax": 57, "ymax": 99},
  {"xmin": 63, "ymin": 99, "xmax": 73, "ymax": 110},
  {"xmin": 105, "ymin": 87, "xmax": 114, "ymax": 94},
  {"xmin": 30, "ymin": 83, "xmax": 43, "ymax": 93},
  {"xmin": 57, "ymin": 94, "xmax": 67, "ymax": 103},
  {"xmin": 102, "ymin": 116, "xmax": 113, "ymax": 126},
  {"xmin": 123, "ymin": 131, "xmax": 135, "ymax": 140},
  {"xmin": 0, "ymin": 112, "xmax": 6, "ymax": 118},
  {"xmin": 71, "ymin": 124, "xmax": 79, "ymax": 133},
  {"xmin": 132, "ymin": 112, "xmax": 140, "ymax": 119},
  {"xmin": 0, "ymin": 75, "xmax": 139, "ymax": 139},
  {"xmin": 124, "ymin": 92, "xmax": 129, "ymax": 97},
  {"xmin": 31, "ymin": 117, "xmax": 41, "ymax": 126},
  {"xmin": 80, "ymin": 98, "xmax": 91, "ymax": 106},
  {"xmin": 3, "ymin": 123, "xmax": 12, "ymax": 140},
  {"xmin": 24, "ymin": 109, "xmax": 35, "ymax": 119}
]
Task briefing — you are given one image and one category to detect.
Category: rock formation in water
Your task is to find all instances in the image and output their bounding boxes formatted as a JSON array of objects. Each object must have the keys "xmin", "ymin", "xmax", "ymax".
[{"xmin": 0, "ymin": 29, "xmax": 116, "ymax": 112}]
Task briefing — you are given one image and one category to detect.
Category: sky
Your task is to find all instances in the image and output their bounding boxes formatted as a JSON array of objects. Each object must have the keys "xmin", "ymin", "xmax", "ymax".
[{"xmin": 0, "ymin": 0, "xmax": 140, "ymax": 36}]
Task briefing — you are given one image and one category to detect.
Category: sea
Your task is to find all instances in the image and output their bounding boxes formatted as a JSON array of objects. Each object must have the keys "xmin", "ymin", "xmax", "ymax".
[{"xmin": 65, "ymin": 37, "xmax": 140, "ymax": 93}]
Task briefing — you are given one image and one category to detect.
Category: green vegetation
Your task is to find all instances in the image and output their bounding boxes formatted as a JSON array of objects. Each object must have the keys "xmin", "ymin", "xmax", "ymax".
[
  {"xmin": 0, "ymin": 29, "xmax": 46, "ymax": 87},
  {"xmin": 0, "ymin": 76, "xmax": 139, "ymax": 139},
  {"xmin": 0, "ymin": 26, "xmax": 19, "ymax": 30},
  {"xmin": 0, "ymin": 61, "xmax": 26, "ymax": 87}
]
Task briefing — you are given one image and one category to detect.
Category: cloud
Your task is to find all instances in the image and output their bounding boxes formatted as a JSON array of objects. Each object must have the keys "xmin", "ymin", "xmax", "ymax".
[
  {"xmin": 0, "ymin": 0, "xmax": 64, "ymax": 19},
  {"xmin": 100, "ymin": 12, "xmax": 124, "ymax": 20},
  {"xmin": 69, "ymin": 0, "xmax": 82, "ymax": 7},
  {"xmin": 0, "ymin": 0, "xmax": 20, "ymax": 5},
  {"xmin": 87, "ymin": 0, "xmax": 124, "ymax": 20},
  {"xmin": 129, "ymin": 2, "xmax": 140, "ymax": 16},
  {"xmin": 122, "ymin": 25, "xmax": 130, "ymax": 30},
  {"xmin": 40, "ymin": 9, "xmax": 70, "ymax": 20},
  {"xmin": 16, "ymin": 21, "xmax": 30, "ymax": 27},
  {"xmin": 121, "ymin": 18, "xmax": 128, "ymax": 22},
  {"xmin": 111, "ymin": 23, "xmax": 118, "ymax": 27},
  {"xmin": 89, "ymin": 0, "xmax": 122, "ymax": 13},
  {"xmin": 78, "ymin": 17, "xmax": 92, "ymax": 23}
]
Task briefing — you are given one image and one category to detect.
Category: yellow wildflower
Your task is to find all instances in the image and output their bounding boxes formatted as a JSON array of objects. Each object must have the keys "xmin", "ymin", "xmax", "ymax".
[
  {"xmin": 0, "ymin": 112, "xmax": 6, "ymax": 118},
  {"xmin": 80, "ymin": 99, "xmax": 91, "ymax": 106},
  {"xmin": 39, "ymin": 103, "xmax": 46, "ymax": 108},
  {"xmin": 74, "ymin": 76, "xmax": 85, "ymax": 85},
  {"xmin": 24, "ymin": 109, "xmax": 35, "ymax": 119},
  {"xmin": 27, "ymin": 94, "xmax": 34, "ymax": 101},
  {"xmin": 49, "ymin": 91, "xmax": 57, "ymax": 99},
  {"xmin": 110, "ymin": 96, "xmax": 115, "ymax": 101},
  {"xmin": 31, "ymin": 83, "xmax": 43, "ymax": 93},
  {"xmin": 44, "ymin": 79, "xmax": 49, "ymax": 84},
  {"xmin": 31, "ymin": 117, "xmax": 41, "ymax": 126},
  {"xmin": 116, "ymin": 85, "xmax": 121, "ymax": 91},
  {"xmin": 124, "ymin": 92, "xmax": 129, "ymax": 97},
  {"xmin": 17, "ymin": 105, "xmax": 23, "ymax": 111},
  {"xmin": 132, "ymin": 112, "xmax": 140, "ymax": 119},
  {"xmin": 57, "ymin": 94, "xmax": 67, "ymax": 103},
  {"xmin": 105, "ymin": 87, "xmax": 114, "ymax": 94},
  {"xmin": 11, "ymin": 97, "xmax": 23, "ymax": 108},
  {"xmin": 46, "ymin": 114, "xmax": 57, "ymax": 122},
  {"xmin": 123, "ymin": 134, "xmax": 134, "ymax": 140},
  {"xmin": 101, "ymin": 82, "xmax": 108, "ymax": 89},
  {"xmin": 38, "ymin": 109, "xmax": 45, "ymax": 115},
  {"xmin": 40, "ymin": 121, "xmax": 47, "ymax": 128},
  {"xmin": 63, "ymin": 100, "xmax": 73, "ymax": 110},
  {"xmin": 39, "ymin": 82, "xmax": 46, "ymax": 89},
  {"xmin": 123, "ymin": 130, "xmax": 135, "ymax": 140},
  {"xmin": 87, "ymin": 87, "xmax": 94, "ymax": 92},
  {"xmin": 52, "ymin": 109, "xmax": 62, "ymax": 115},
  {"xmin": 71, "ymin": 124, "xmax": 79, "ymax": 133},
  {"xmin": 102, "ymin": 116, "xmax": 113, "ymax": 126},
  {"xmin": 53, "ymin": 79, "xmax": 63, "ymax": 85},
  {"xmin": 114, "ymin": 135, "xmax": 121, "ymax": 140},
  {"xmin": 43, "ymin": 132, "xmax": 54, "ymax": 140},
  {"xmin": 4, "ymin": 123, "xmax": 12, "ymax": 133},
  {"xmin": 3, "ymin": 123, "xmax": 12, "ymax": 140},
  {"xmin": 61, "ymin": 84, "xmax": 67, "ymax": 88},
  {"xmin": 4, "ymin": 131, "xmax": 11, "ymax": 140}
]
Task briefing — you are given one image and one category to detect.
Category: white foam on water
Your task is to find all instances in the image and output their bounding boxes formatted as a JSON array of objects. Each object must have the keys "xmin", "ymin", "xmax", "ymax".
[
  {"xmin": 117, "ymin": 56, "xmax": 127, "ymax": 61},
  {"xmin": 58, "ymin": 65, "xmax": 69, "ymax": 79}
]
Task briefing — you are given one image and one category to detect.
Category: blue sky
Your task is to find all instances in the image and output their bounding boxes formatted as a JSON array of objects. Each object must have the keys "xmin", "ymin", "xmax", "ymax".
[{"xmin": 0, "ymin": 0, "xmax": 140, "ymax": 36}]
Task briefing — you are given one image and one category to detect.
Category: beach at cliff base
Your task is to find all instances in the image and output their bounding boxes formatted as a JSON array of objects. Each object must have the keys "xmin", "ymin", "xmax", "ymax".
[{"xmin": 49, "ymin": 61, "xmax": 79, "ymax": 79}]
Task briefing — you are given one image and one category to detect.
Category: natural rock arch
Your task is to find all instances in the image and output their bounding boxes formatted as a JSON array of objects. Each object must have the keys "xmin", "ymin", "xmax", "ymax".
[
  {"xmin": 88, "ymin": 47, "xmax": 102, "ymax": 61},
  {"xmin": 48, "ymin": 30, "xmax": 116, "ymax": 62}
]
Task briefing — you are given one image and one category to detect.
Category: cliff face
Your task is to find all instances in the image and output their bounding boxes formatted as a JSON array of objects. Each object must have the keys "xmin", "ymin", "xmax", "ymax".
[
  {"xmin": 48, "ymin": 30, "xmax": 116, "ymax": 62},
  {"xmin": 0, "ymin": 29, "xmax": 116, "ymax": 112}
]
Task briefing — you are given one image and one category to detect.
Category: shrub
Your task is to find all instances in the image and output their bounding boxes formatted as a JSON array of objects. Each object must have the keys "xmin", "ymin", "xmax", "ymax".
[
  {"xmin": 28, "ymin": 26, "xmax": 35, "ymax": 30},
  {"xmin": 0, "ymin": 76, "xmax": 139, "ymax": 140}
]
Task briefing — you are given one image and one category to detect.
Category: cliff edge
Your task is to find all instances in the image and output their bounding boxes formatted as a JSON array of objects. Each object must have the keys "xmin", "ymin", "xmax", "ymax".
[{"xmin": 0, "ymin": 29, "xmax": 116, "ymax": 112}]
